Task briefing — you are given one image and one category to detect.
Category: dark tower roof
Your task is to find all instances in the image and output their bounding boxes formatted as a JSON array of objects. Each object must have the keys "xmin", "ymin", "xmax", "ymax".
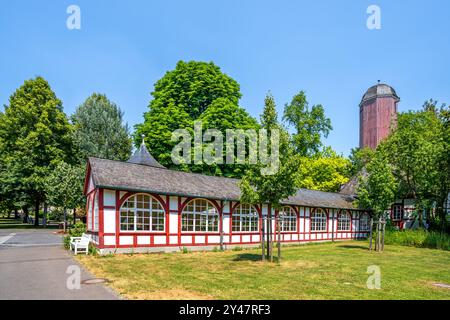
[
  {"xmin": 127, "ymin": 137, "xmax": 166, "ymax": 169},
  {"xmin": 360, "ymin": 83, "xmax": 400, "ymax": 105}
]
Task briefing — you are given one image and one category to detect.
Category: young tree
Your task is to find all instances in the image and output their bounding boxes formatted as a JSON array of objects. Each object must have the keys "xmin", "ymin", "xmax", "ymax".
[
  {"xmin": 0, "ymin": 77, "xmax": 73, "ymax": 226},
  {"xmin": 357, "ymin": 149, "xmax": 398, "ymax": 217},
  {"xmin": 72, "ymin": 93, "xmax": 132, "ymax": 163},
  {"xmin": 44, "ymin": 162, "xmax": 85, "ymax": 229},
  {"xmin": 240, "ymin": 93, "xmax": 301, "ymax": 261},
  {"xmin": 283, "ymin": 91, "xmax": 332, "ymax": 156}
]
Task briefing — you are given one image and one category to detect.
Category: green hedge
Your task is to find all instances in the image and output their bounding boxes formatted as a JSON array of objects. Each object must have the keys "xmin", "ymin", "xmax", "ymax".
[
  {"xmin": 63, "ymin": 222, "xmax": 86, "ymax": 249},
  {"xmin": 384, "ymin": 229, "xmax": 450, "ymax": 251}
]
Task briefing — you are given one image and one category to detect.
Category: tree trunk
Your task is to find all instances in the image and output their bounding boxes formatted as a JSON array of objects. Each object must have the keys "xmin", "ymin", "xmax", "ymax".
[
  {"xmin": 277, "ymin": 217, "xmax": 281, "ymax": 263},
  {"xmin": 266, "ymin": 210, "xmax": 271, "ymax": 259},
  {"xmin": 63, "ymin": 207, "xmax": 67, "ymax": 232},
  {"xmin": 369, "ymin": 218, "xmax": 373, "ymax": 251},
  {"xmin": 23, "ymin": 207, "xmax": 29, "ymax": 223},
  {"xmin": 34, "ymin": 201, "xmax": 40, "ymax": 227},
  {"xmin": 261, "ymin": 215, "xmax": 265, "ymax": 261},
  {"xmin": 73, "ymin": 208, "xmax": 77, "ymax": 225},
  {"xmin": 43, "ymin": 203, "xmax": 48, "ymax": 228},
  {"xmin": 14, "ymin": 208, "xmax": 18, "ymax": 220}
]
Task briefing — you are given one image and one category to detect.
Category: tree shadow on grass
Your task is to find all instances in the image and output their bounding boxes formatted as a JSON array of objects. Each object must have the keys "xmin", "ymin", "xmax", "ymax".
[
  {"xmin": 336, "ymin": 244, "xmax": 368, "ymax": 251},
  {"xmin": 232, "ymin": 253, "xmax": 262, "ymax": 262}
]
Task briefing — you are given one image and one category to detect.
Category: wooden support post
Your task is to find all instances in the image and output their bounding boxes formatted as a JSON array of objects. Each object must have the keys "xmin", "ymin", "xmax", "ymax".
[
  {"xmin": 261, "ymin": 215, "xmax": 265, "ymax": 261},
  {"xmin": 277, "ymin": 217, "xmax": 281, "ymax": 263},
  {"xmin": 369, "ymin": 218, "xmax": 374, "ymax": 251}
]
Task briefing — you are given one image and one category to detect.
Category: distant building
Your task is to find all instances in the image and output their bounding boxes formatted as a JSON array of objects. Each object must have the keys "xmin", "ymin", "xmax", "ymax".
[{"xmin": 359, "ymin": 82, "xmax": 399, "ymax": 149}]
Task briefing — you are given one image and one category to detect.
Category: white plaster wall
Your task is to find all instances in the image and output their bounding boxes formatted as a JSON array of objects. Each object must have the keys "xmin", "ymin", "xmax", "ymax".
[
  {"xmin": 137, "ymin": 236, "xmax": 151, "ymax": 245},
  {"xmin": 103, "ymin": 208, "xmax": 116, "ymax": 233},
  {"xmin": 154, "ymin": 236, "xmax": 166, "ymax": 245},
  {"xmin": 120, "ymin": 236, "xmax": 133, "ymax": 246},
  {"xmin": 104, "ymin": 236, "xmax": 115, "ymax": 246},
  {"xmin": 223, "ymin": 215, "xmax": 230, "ymax": 233},
  {"xmin": 169, "ymin": 212, "xmax": 178, "ymax": 234}
]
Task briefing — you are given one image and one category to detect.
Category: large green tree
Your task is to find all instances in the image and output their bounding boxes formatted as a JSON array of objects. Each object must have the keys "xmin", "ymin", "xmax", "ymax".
[
  {"xmin": 283, "ymin": 91, "xmax": 332, "ymax": 156},
  {"xmin": 0, "ymin": 77, "xmax": 73, "ymax": 226},
  {"xmin": 383, "ymin": 104, "xmax": 448, "ymax": 229},
  {"xmin": 135, "ymin": 61, "xmax": 258, "ymax": 177},
  {"xmin": 149, "ymin": 60, "xmax": 241, "ymax": 119},
  {"xmin": 296, "ymin": 147, "xmax": 350, "ymax": 193},
  {"xmin": 72, "ymin": 93, "xmax": 132, "ymax": 163}
]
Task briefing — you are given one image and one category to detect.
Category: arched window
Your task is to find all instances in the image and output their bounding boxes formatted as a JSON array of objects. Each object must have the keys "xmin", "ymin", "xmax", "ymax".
[
  {"xmin": 279, "ymin": 206, "xmax": 297, "ymax": 232},
  {"xmin": 311, "ymin": 209, "xmax": 327, "ymax": 232},
  {"xmin": 337, "ymin": 211, "xmax": 351, "ymax": 231},
  {"xmin": 232, "ymin": 204, "xmax": 259, "ymax": 232},
  {"xmin": 359, "ymin": 213, "xmax": 370, "ymax": 231},
  {"xmin": 182, "ymin": 199, "xmax": 219, "ymax": 232},
  {"xmin": 120, "ymin": 194, "xmax": 165, "ymax": 232}
]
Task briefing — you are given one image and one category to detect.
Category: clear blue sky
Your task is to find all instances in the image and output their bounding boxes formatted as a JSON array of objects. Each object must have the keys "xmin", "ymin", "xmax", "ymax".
[{"xmin": 1, "ymin": 0, "xmax": 449, "ymax": 156}]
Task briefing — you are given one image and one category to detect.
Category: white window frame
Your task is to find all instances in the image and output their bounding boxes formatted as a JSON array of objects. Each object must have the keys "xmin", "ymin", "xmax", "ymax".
[
  {"xmin": 279, "ymin": 206, "xmax": 297, "ymax": 232},
  {"xmin": 337, "ymin": 211, "xmax": 351, "ymax": 231},
  {"xmin": 310, "ymin": 209, "xmax": 327, "ymax": 232},
  {"xmin": 119, "ymin": 193, "xmax": 165, "ymax": 232},
  {"xmin": 181, "ymin": 199, "xmax": 219, "ymax": 233},
  {"xmin": 232, "ymin": 204, "xmax": 259, "ymax": 233}
]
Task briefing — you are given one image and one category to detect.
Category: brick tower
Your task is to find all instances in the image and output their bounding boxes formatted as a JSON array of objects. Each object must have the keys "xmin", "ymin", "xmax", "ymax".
[{"xmin": 359, "ymin": 82, "xmax": 400, "ymax": 149}]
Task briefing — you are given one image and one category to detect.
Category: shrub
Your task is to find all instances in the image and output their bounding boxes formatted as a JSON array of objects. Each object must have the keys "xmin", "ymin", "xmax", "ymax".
[
  {"xmin": 384, "ymin": 229, "xmax": 450, "ymax": 251},
  {"xmin": 63, "ymin": 222, "xmax": 86, "ymax": 249},
  {"xmin": 182, "ymin": 247, "xmax": 191, "ymax": 254}
]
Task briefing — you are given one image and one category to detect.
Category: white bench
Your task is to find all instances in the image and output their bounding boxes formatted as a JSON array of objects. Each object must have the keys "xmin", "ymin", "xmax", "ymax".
[{"xmin": 70, "ymin": 233, "xmax": 91, "ymax": 255}]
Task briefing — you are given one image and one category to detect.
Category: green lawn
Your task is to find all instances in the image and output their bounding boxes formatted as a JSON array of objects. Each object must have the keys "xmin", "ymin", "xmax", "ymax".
[
  {"xmin": 76, "ymin": 241, "xmax": 450, "ymax": 300},
  {"xmin": 0, "ymin": 217, "xmax": 59, "ymax": 229}
]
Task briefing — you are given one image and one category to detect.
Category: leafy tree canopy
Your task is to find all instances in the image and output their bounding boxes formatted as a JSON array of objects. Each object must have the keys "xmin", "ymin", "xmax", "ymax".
[
  {"xmin": 0, "ymin": 77, "xmax": 73, "ymax": 213},
  {"xmin": 283, "ymin": 91, "xmax": 332, "ymax": 156},
  {"xmin": 135, "ymin": 61, "xmax": 258, "ymax": 178},
  {"xmin": 297, "ymin": 147, "xmax": 350, "ymax": 193},
  {"xmin": 150, "ymin": 60, "xmax": 242, "ymax": 119},
  {"xmin": 356, "ymin": 148, "xmax": 398, "ymax": 217},
  {"xmin": 240, "ymin": 94, "xmax": 301, "ymax": 209},
  {"xmin": 72, "ymin": 93, "xmax": 132, "ymax": 163},
  {"xmin": 44, "ymin": 162, "xmax": 85, "ymax": 210}
]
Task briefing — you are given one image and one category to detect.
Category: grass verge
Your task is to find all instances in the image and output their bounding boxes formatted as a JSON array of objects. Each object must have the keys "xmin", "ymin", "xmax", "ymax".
[{"xmin": 76, "ymin": 241, "xmax": 450, "ymax": 300}]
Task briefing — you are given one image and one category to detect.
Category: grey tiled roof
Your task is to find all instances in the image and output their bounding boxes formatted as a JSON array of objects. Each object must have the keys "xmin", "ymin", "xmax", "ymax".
[
  {"xmin": 127, "ymin": 143, "xmax": 166, "ymax": 168},
  {"xmin": 360, "ymin": 83, "xmax": 400, "ymax": 105},
  {"xmin": 88, "ymin": 157, "xmax": 358, "ymax": 210}
]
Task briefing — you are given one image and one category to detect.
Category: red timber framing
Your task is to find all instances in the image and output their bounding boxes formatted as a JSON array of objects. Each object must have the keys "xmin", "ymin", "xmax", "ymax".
[{"xmin": 87, "ymin": 187, "xmax": 371, "ymax": 251}]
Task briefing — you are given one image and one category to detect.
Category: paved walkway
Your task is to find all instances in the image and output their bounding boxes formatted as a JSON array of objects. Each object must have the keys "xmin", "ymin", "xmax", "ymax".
[{"xmin": 0, "ymin": 229, "xmax": 119, "ymax": 300}]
